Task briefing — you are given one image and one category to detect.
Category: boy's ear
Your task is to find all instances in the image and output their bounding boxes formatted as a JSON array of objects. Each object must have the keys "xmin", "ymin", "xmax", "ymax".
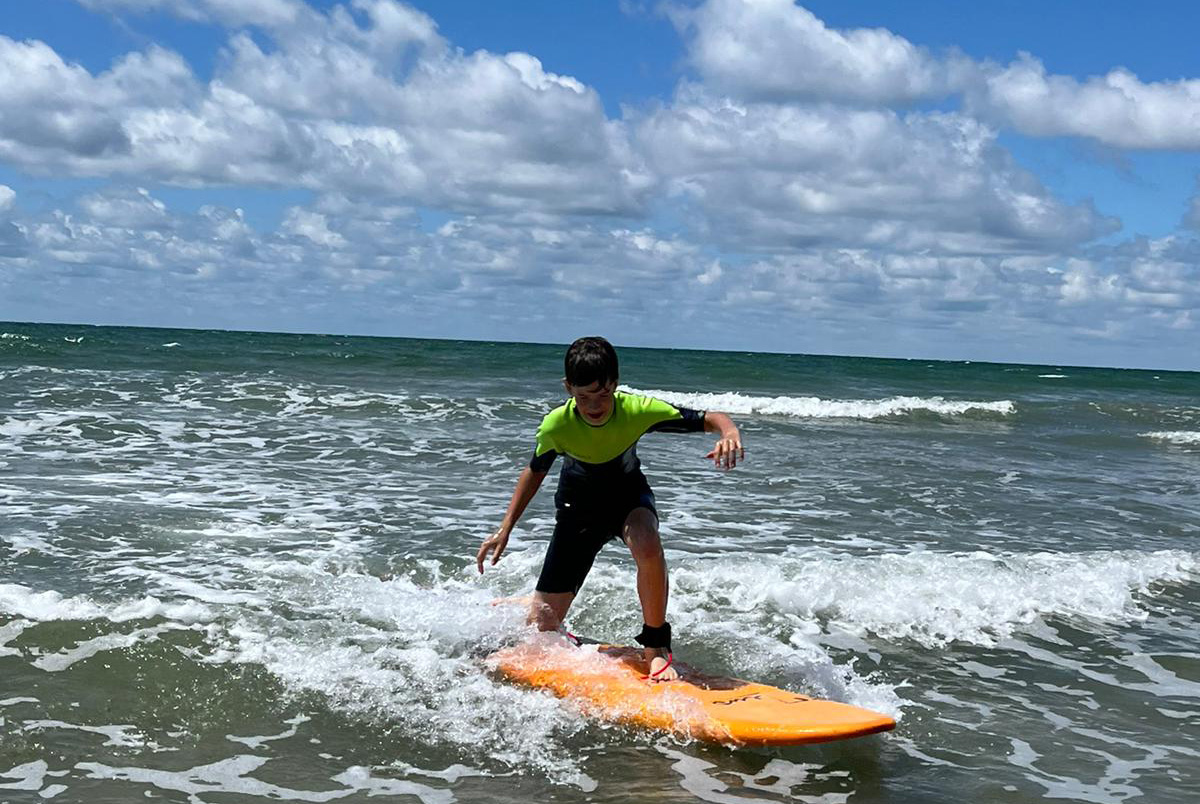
[{"xmin": 562, "ymin": 378, "xmax": 572, "ymax": 394}]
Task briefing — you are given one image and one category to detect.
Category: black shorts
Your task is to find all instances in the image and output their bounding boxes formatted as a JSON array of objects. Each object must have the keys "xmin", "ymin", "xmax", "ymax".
[{"xmin": 535, "ymin": 482, "xmax": 658, "ymax": 596}]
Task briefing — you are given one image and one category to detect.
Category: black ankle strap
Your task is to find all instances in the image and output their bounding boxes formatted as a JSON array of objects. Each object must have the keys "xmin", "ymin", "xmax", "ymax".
[{"xmin": 634, "ymin": 622, "xmax": 672, "ymax": 650}]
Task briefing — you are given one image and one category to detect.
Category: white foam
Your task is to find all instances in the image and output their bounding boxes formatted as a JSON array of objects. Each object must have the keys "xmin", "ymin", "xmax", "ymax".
[
  {"xmin": 0, "ymin": 412, "xmax": 80, "ymax": 438},
  {"xmin": 0, "ymin": 760, "xmax": 68, "ymax": 793},
  {"xmin": 78, "ymin": 755, "xmax": 454, "ymax": 803},
  {"xmin": 226, "ymin": 714, "xmax": 310, "ymax": 749},
  {"xmin": 331, "ymin": 766, "xmax": 458, "ymax": 803},
  {"xmin": 667, "ymin": 548, "xmax": 1196, "ymax": 650},
  {"xmin": 1142, "ymin": 431, "xmax": 1200, "ymax": 445},
  {"xmin": 1117, "ymin": 653, "xmax": 1200, "ymax": 699},
  {"xmin": 0, "ymin": 332, "xmax": 30, "ymax": 341},
  {"xmin": 24, "ymin": 720, "xmax": 158, "ymax": 749},
  {"xmin": 31, "ymin": 624, "xmax": 182, "ymax": 672},
  {"xmin": 0, "ymin": 697, "xmax": 38, "ymax": 707},
  {"xmin": 0, "ymin": 584, "xmax": 214, "ymax": 624},
  {"xmin": 2, "ymin": 533, "xmax": 56, "ymax": 555},
  {"xmin": 656, "ymin": 745, "xmax": 849, "ymax": 804},
  {"xmin": 107, "ymin": 569, "xmax": 263, "ymax": 607},
  {"xmin": 622, "ymin": 386, "xmax": 1015, "ymax": 420},
  {"xmin": 0, "ymin": 620, "xmax": 27, "ymax": 658},
  {"xmin": 202, "ymin": 556, "xmax": 598, "ymax": 786},
  {"xmin": 1000, "ymin": 713, "xmax": 1167, "ymax": 802}
]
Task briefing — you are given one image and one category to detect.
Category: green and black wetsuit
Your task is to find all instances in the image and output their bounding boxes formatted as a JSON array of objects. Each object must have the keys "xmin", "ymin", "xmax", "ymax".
[{"xmin": 529, "ymin": 391, "xmax": 706, "ymax": 595}]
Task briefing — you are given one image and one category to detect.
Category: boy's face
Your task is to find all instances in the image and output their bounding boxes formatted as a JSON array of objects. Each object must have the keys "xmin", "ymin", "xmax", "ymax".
[{"xmin": 564, "ymin": 379, "xmax": 616, "ymax": 424}]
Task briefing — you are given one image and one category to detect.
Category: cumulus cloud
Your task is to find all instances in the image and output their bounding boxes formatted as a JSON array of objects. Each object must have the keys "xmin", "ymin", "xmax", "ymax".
[
  {"xmin": 675, "ymin": 0, "xmax": 962, "ymax": 104},
  {"xmin": 4, "ymin": 186, "xmax": 704, "ymax": 315},
  {"xmin": 0, "ymin": 38, "xmax": 175, "ymax": 161},
  {"xmin": 1182, "ymin": 181, "xmax": 1200, "ymax": 231},
  {"xmin": 1044, "ymin": 237, "xmax": 1200, "ymax": 347},
  {"xmin": 676, "ymin": 0, "xmax": 1200, "ymax": 150},
  {"xmin": 636, "ymin": 91, "xmax": 1116, "ymax": 254},
  {"xmin": 76, "ymin": 0, "xmax": 308, "ymax": 28},
  {"xmin": 967, "ymin": 54, "xmax": 1200, "ymax": 150},
  {"xmin": 0, "ymin": 183, "xmax": 743, "ymax": 347},
  {"xmin": 0, "ymin": 183, "xmax": 1195, "ymax": 364},
  {"xmin": 0, "ymin": 184, "xmax": 24, "ymax": 259},
  {"xmin": 0, "ymin": 2, "xmax": 649, "ymax": 215},
  {"xmin": 706, "ymin": 239, "xmax": 1199, "ymax": 362},
  {"xmin": 2, "ymin": 0, "xmax": 1194, "ymax": 366},
  {"xmin": 77, "ymin": 187, "xmax": 172, "ymax": 230}
]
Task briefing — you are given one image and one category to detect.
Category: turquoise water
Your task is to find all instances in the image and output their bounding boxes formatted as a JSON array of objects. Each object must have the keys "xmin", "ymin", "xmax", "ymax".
[{"xmin": 1, "ymin": 321, "xmax": 1198, "ymax": 803}]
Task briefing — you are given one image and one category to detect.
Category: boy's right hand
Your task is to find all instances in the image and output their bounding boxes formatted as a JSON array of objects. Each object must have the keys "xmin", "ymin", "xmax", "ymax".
[{"xmin": 476, "ymin": 527, "xmax": 511, "ymax": 573}]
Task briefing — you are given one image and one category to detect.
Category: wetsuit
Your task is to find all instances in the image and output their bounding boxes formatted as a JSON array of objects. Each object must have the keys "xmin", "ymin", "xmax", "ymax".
[{"xmin": 529, "ymin": 391, "xmax": 706, "ymax": 595}]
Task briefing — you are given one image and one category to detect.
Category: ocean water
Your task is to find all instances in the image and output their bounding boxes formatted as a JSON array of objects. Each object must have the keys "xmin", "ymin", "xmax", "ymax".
[{"xmin": 1, "ymin": 321, "xmax": 1198, "ymax": 804}]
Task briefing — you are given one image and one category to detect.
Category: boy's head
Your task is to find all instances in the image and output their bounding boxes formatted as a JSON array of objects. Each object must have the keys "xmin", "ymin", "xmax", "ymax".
[
  {"xmin": 563, "ymin": 337, "xmax": 618, "ymax": 424},
  {"xmin": 564, "ymin": 336, "xmax": 618, "ymax": 388}
]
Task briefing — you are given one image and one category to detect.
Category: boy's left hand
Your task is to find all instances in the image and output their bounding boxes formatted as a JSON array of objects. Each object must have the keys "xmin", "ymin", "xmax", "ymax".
[{"xmin": 706, "ymin": 433, "xmax": 744, "ymax": 470}]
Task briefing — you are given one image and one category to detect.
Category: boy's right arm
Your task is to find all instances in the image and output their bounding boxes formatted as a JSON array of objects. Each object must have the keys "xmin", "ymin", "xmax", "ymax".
[{"xmin": 476, "ymin": 467, "xmax": 548, "ymax": 573}]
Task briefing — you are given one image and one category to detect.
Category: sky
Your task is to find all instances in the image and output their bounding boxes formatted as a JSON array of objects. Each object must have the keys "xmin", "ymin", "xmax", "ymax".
[{"xmin": 1, "ymin": 1, "xmax": 1199, "ymax": 370}]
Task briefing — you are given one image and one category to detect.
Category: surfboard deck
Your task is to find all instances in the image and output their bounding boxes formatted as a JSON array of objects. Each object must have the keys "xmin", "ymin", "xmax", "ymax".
[{"xmin": 487, "ymin": 638, "xmax": 895, "ymax": 746}]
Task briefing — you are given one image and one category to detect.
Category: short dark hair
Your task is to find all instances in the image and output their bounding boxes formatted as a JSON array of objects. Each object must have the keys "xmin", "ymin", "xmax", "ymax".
[{"xmin": 564, "ymin": 336, "xmax": 618, "ymax": 387}]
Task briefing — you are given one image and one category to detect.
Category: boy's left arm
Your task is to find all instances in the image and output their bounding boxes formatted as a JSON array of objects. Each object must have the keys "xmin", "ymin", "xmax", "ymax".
[{"xmin": 703, "ymin": 411, "xmax": 743, "ymax": 470}]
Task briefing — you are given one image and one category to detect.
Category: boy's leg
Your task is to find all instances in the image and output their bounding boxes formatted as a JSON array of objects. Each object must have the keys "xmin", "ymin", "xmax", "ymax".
[
  {"xmin": 529, "ymin": 591, "xmax": 574, "ymax": 632},
  {"xmin": 622, "ymin": 507, "xmax": 679, "ymax": 680},
  {"xmin": 622, "ymin": 507, "xmax": 667, "ymax": 626},
  {"xmin": 532, "ymin": 506, "xmax": 601, "ymax": 637}
]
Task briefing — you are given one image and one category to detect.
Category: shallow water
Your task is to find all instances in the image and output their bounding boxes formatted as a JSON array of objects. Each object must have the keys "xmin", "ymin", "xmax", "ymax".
[{"xmin": 2, "ymin": 322, "xmax": 1198, "ymax": 803}]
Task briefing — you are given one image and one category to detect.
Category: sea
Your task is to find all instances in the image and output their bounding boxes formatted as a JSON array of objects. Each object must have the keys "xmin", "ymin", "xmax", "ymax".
[{"xmin": 1, "ymin": 321, "xmax": 1198, "ymax": 804}]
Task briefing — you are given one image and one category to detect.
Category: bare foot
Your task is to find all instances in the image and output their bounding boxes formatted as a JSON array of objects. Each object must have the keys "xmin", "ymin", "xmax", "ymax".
[
  {"xmin": 490, "ymin": 594, "xmax": 532, "ymax": 607},
  {"xmin": 646, "ymin": 650, "xmax": 679, "ymax": 682}
]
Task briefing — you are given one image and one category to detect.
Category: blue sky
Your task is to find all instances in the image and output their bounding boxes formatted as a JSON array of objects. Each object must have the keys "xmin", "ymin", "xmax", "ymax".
[{"xmin": 1, "ymin": 0, "xmax": 1199, "ymax": 369}]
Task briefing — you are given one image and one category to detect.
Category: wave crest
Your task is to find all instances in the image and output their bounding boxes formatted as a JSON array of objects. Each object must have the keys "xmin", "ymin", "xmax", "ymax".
[
  {"xmin": 1142, "ymin": 431, "xmax": 1200, "ymax": 445},
  {"xmin": 622, "ymin": 386, "xmax": 1015, "ymax": 420}
]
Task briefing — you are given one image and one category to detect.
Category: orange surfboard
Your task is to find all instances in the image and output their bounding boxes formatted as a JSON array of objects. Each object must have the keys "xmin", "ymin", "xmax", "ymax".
[{"xmin": 487, "ymin": 639, "xmax": 895, "ymax": 746}]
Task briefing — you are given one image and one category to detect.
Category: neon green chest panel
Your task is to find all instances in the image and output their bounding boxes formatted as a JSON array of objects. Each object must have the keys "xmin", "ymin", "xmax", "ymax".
[{"xmin": 534, "ymin": 392, "xmax": 685, "ymax": 466}]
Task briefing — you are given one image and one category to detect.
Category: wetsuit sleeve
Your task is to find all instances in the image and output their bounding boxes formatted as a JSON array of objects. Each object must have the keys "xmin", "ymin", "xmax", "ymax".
[
  {"xmin": 528, "ymin": 418, "xmax": 559, "ymax": 472},
  {"xmin": 643, "ymin": 398, "xmax": 707, "ymax": 434},
  {"xmin": 529, "ymin": 447, "xmax": 557, "ymax": 472}
]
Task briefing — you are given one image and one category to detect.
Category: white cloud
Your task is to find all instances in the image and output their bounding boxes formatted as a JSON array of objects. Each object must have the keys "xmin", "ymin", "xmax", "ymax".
[
  {"xmin": 678, "ymin": 0, "xmax": 1200, "ymax": 150},
  {"xmin": 710, "ymin": 241, "xmax": 1199, "ymax": 361},
  {"xmin": 77, "ymin": 0, "xmax": 308, "ymax": 28},
  {"xmin": 2, "ymin": 185, "xmax": 1194, "ymax": 366},
  {"xmin": 636, "ymin": 91, "xmax": 1116, "ymax": 254},
  {"xmin": 1050, "ymin": 240, "xmax": 1200, "ymax": 351},
  {"xmin": 1183, "ymin": 181, "xmax": 1200, "ymax": 230},
  {"xmin": 0, "ymin": 3, "xmax": 648, "ymax": 215},
  {"xmin": 676, "ymin": 0, "xmax": 960, "ymax": 104},
  {"xmin": 0, "ymin": 187, "xmax": 727, "ymax": 339},
  {"xmin": 968, "ymin": 54, "xmax": 1200, "ymax": 150},
  {"xmin": 281, "ymin": 208, "xmax": 348, "ymax": 248},
  {"xmin": 1, "ymin": 0, "xmax": 1195, "ymax": 367},
  {"xmin": 77, "ymin": 187, "xmax": 172, "ymax": 230},
  {"xmin": 0, "ymin": 184, "xmax": 23, "ymax": 259}
]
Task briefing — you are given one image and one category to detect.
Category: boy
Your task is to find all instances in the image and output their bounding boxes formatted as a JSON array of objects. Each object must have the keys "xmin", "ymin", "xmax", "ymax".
[{"xmin": 476, "ymin": 336, "xmax": 743, "ymax": 682}]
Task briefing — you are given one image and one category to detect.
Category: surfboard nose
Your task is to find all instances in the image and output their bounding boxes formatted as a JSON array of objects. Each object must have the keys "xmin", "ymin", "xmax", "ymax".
[{"xmin": 702, "ymin": 692, "xmax": 896, "ymax": 745}]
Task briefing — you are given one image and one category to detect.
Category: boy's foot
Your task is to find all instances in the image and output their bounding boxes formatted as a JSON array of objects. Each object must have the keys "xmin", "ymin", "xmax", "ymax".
[
  {"xmin": 489, "ymin": 594, "xmax": 533, "ymax": 607},
  {"xmin": 646, "ymin": 649, "xmax": 679, "ymax": 682}
]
